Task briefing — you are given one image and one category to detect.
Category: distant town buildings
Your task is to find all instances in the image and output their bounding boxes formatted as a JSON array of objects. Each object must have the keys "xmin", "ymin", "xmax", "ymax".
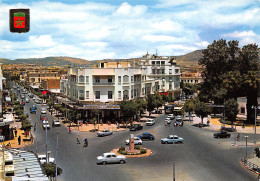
[{"xmin": 181, "ymin": 72, "xmax": 203, "ymax": 84}]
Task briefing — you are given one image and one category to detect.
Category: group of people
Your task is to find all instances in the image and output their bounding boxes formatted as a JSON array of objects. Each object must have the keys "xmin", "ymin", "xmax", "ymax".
[{"xmin": 75, "ymin": 133, "xmax": 88, "ymax": 147}]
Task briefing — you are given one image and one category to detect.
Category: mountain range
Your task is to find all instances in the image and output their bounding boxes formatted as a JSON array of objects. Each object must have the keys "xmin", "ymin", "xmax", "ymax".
[{"xmin": 0, "ymin": 50, "xmax": 203, "ymax": 68}]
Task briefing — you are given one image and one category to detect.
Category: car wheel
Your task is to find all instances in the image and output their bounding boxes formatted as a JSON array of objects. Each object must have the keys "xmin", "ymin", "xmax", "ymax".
[
  {"xmin": 165, "ymin": 141, "xmax": 168, "ymax": 144},
  {"xmin": 102, "ymin": 161, "xmax": 107, "ymax": 165},
  {"xmin": 161, "ymin": 141, "xmax": 165, "ymax": 144},
  {"xmin": 120, "ymin": 160, "xmax": 125, "ymax": 164},
  {"xmin": 138, "ymin": 142, "xmax": 142, "ymax": 145},
  {"xmin": 150, "ymin": 137, "xmax": 153, "ymax": 140}
]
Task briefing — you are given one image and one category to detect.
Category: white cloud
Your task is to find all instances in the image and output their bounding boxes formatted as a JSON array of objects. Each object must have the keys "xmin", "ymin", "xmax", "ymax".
[
  {"xmin": 222, "ymin": 31, "xmax": 256, "ymax": 38},
  {"xmin": 113, "ymin": 2, "xmax": 147, "ymax": 17}
]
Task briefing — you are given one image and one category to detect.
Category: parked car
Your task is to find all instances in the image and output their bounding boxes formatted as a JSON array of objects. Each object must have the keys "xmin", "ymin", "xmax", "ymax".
[
  {"xmin": 125, "ymin": 137, "xmax": 142, "ymax": 145},
  {"xmin": 97, "ymin": 152, "xmax": 126, "ymax": 165},
  {"xmin": 165, "ymin": 118, "xmax": 171, "ymax": 124},
  {"xmin": 168, "ymin": 114, "xmax": 175, "ymax": 120},
  {"xmin": 25, "ymin": 98, "xmax": 30, "ymax": 103},
  {"xmin": 97, "ymin": 129, "xmax": 113, "ymax": 137},
  {"xmin": 137, "ymin": 132, "xmax": 155, "ymax": 140},
  {"xmin": 161, "ymin": 135, "xmax": 184, "ymax": 144},
  {"xmin": 28, "ymin": 93, "xmax": 34, "ymax": 98},
  {"xmin": 213, "ymin": 131, "xmax": 231, "ymax": 138},
  {"xmin": 146, "ymin": 119, "xmax": 155, "ymax": 126},
  {"xmin": 41, "ymin": 108, "xmax": 47, "ymax": 114},
  {"xmin": 21, "ymin": 95, "xmax": 25, "ymax": 99},
  {"xmin": 129, "ymin": 124, "xmax": 143, "ymax": 131},
  {"xmin": 37, "ymin": 154, "xmax": 55, "ymax": 164},
  {"xmin": 20, "ymin": 102, "xmax": 25, "ymax": 106},
  {"xmin": 52, "ymin": 120, "xmax": 61, "ymax": 127}
]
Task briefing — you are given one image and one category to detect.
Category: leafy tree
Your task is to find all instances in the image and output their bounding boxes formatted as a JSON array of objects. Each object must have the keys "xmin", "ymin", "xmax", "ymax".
[
  {"xmin": 21, "ymin": 119, "xmax": 32, "ymax": 131},
  {"xmin": 135, "ymin": 99, "xmax": 147, "ymax": 117},
  {"xmin": 224, "ymin": 98, "xmax": 239, "ymax": 127},
  {"xmin": 199, "ymin": 39, "xmax": 259, "ymax": 123},
  {"xmin": 146, "ymin": 94, "xmax": 156, "ymax": 116},
  {"xmin": 183, "ymin": 99, "xmax": 195, "ymax": 121},
  {"xmin": 154, "ymin": 94, "xmax": 163, "ymax": 112},
  {"xmin": 120, "ymin": 100, "xmax": 137, "ymax": 124},
  {"xmin": 194, "ymin": 100, "xmax": 211, "ymax": 125},
  {"xmin": 42, "ymin": 163, "xmax": 62, "ymax": 180}
]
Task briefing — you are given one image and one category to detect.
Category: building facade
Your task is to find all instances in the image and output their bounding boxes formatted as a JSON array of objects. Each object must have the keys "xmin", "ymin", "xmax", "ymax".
[
  {"xmin": 61, "ymin": 53, "xmax": 181, "ymax": 105},
  {"xmin": 181, "ymin": 72, "xmax": 203, "ymax": 84}
]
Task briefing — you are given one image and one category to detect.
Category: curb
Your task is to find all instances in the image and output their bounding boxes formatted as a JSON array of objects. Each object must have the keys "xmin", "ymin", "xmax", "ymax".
[
  {"xmin": 241, "ymin": 160, "xmax": 260, "ymax": 176},
  {"xmin": 111, "ymin": 147, "xmax": 152, "ymax": 158},
  {"xmin": 231, "ymin": 143, "xmax": 260, "ymax": 147}
]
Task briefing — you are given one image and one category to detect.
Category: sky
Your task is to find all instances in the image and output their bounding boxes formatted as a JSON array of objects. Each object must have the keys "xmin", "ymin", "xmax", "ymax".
[{"xmin": 0, "ymin": 0, "xmax": 259, "ymax": 60}]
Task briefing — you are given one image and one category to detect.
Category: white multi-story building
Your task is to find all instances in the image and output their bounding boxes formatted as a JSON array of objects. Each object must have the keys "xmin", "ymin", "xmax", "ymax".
[{"xmin": 61, "ymin": 53, "xmax": 181, "ymax": 105}]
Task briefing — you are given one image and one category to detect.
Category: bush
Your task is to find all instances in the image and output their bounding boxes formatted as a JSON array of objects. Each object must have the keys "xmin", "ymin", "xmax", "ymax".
[
  {"xmin": 140, "ymin": 148, "xmax": 147, "ymax": 154},
  {"xmin": 119, "ymin": 147, "xmax": 125, "ymax": 152},
  {"xmin": 120, "ymin": 151, "xmax": 127, "ymax": 155},
  {"xmin": 134, "ymin": 145, "xmax": 141, "ymax": 150}
]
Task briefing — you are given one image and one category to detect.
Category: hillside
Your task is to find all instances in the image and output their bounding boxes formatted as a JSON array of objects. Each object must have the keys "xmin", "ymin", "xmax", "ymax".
[{"xmin": 0, "ymin": 50, "xmax": 203, "ymax": 68}]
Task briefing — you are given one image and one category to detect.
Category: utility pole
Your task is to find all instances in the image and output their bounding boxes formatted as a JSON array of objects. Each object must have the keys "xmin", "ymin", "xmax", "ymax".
[
  {"xmin": 55, "ymin": 133, "xmax": 59, "ymax": 181},
  {"xmin": 35, "ymin": 123, "xmax": 38, "ymax": 155},
  {"xmin": 45, "ymin": 122, "xmax": 48, "ymax": 163}
]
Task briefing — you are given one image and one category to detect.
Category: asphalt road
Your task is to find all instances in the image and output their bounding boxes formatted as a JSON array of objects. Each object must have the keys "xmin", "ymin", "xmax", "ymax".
[{"xmin": 13, "ymin": 84, "xmax": 258, "ymax": 181}]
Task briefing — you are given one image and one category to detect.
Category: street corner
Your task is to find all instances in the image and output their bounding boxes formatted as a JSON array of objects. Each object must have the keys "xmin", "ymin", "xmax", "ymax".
[{"xmin": 111, "ymin": 147, "xmax": 152, "ymax": 158}]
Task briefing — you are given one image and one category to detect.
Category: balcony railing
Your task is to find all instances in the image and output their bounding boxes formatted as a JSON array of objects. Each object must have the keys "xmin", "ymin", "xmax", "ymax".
[{"xmin": 93, "ymin": 82, "xmax": 115, "ymax": 86}]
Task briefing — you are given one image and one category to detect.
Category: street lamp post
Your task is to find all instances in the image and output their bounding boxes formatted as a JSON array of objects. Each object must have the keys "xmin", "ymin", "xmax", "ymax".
[
  {"xmin": 245, "ymin": 136, "xmax": 249, "ymax": 162},
  {"xmin": 98, "ymin": 114, "xmax": 100, "ymax": 131}
]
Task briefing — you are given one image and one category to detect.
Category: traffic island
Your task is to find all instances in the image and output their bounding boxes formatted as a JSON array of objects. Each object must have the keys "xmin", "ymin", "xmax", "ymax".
[{"xmin": 111, "ymin": 146, "xmax": 152, "ymax": 158}]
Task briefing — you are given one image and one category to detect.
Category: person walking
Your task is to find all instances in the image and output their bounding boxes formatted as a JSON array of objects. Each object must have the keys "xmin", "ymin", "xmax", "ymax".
[
  {"xmin": 14, "ymin": 129, "xmax": 17, "ymax": 137},
  {"xmin": 237, "ymin": 133, "xmax": 240, "ymax": 142},
  {"xmin": 18, "ymin": 135, "xmax": 21, "ymax": 145},
  {"xmin": 68, "ymin": 127, "xmax": 71, "ymax": 134},
  {"xmin": 83, "ymin": 138, "xmax": 88, "ymax": 147}
]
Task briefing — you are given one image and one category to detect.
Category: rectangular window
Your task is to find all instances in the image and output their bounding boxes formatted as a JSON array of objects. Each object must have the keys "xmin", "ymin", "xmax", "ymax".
[
  {"xmin": 162, "ymin": 69, "xmax": 165, "ymax": 74},
  {"xmin": 169, "ymin": 77, "xmax": 172, "ymax": 81},
  {"xmin": 169, "ymin": 83, "xmax": 172, "ymax": 90},
  {"xmin": 108, "ymin": 91, "xmax": 113, "ymax": 99},
  {"xmin": 108, "ymin": 76, "xmax": 112, "ymax": 83},
  {"xmin": 118, "ymin": 91, "xmax": 121, "ymax": 98},
  {"xmin": 118, "ymin": 76, "xmax": 121, "ymax": 84},
  {"xmin": 131, "ymin": 76, "xmax": 134, "ymax": 83},
  {"xmin": 241, "ymin": 107, "xmax": 245, "ymax": 114},
  {"xmin": 156, "ymin": 61, "xmax": 160, "ymax": 65},
  {"xmin": 86, "ymin": 76, "xmax": 89, "ymax": 84},
  {"xmin": 152, "ymin": 61, "xmax": 155, "ymax": 65},
  {"xmin": 152, "ymin": 69, "xmax": 156, "ymax": 74},
  {"xmin": 161, "ymin": 61, "xmax": 165, "ymax": 65},
  {"xmin": 95, "ymin": 91, "xmax": 100, "ymax": 99},
  {"xmin": 175, "ymin": 69, "xmax": 179, "ymax": 73},
  {"xmin": 86, "ymin": 91, "xmax": 89, "ymax": 99},
  {"xmin": 169, "ymin": 69, "xmax": 172, "ymax": 74},
  {"xmin": 79, "ymin": 76, "xmax": 84, "ymax": 82},
  {"xmin": 95, "ymin": 76, "xmax": 100, "ymax": 83}
]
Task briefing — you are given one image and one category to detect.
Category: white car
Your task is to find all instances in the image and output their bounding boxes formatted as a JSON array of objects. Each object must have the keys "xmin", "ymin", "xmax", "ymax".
[
  {"xmin": 146, "ymin": 119, "xmax": 155, "ymax": 126},
  {"xmin": 97, "ymin": 129, "xmax": 113, "ymax": 137},
  {"xmin": 25, "ymin": 98, "xmax": 30, "ymax": 103},
  {"xmin": 165, "ymin": 118, "xmax": 171, "ymax": 124},
  {"xmin": 43, "ymin": 120, "xmax": 49, "ymax": 124},
  {"xmin": 52, "ymin": 120, "xmax": 61, "ymax": 127},
  {"xmin": 97, "ymin": 152, "xmax": 126, "ymax": 165},
  {"xmin": 41, "ymin": 108, "xmax": 47, "ymax": 114},
  {"xmin": 43, "ymin": 123, "xmax": 50, "ymax": 129},
  {"xmin": 38, "ymin": 154, "xmax": 55, "ymax": 164},
  {"xmin": 125, "ymin": 137, "xmax": 142, "ymax": 145},
  {"xmin": 168, "ymin": 114, "xmax": 175, "ymax": 120}
]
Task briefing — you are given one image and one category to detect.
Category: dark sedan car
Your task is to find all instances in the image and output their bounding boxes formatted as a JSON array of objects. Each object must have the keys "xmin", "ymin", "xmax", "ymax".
[
  {"xmin": 137, "ymin": 132, "xmax": 155, "ymax": 140},
  {"xmin": 213, "ymin": 131, "xmax": 231, "ymax": 138},
  {"xmin": 129, "ymin": 124, "xmax": 143, "ymax": 131}
]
